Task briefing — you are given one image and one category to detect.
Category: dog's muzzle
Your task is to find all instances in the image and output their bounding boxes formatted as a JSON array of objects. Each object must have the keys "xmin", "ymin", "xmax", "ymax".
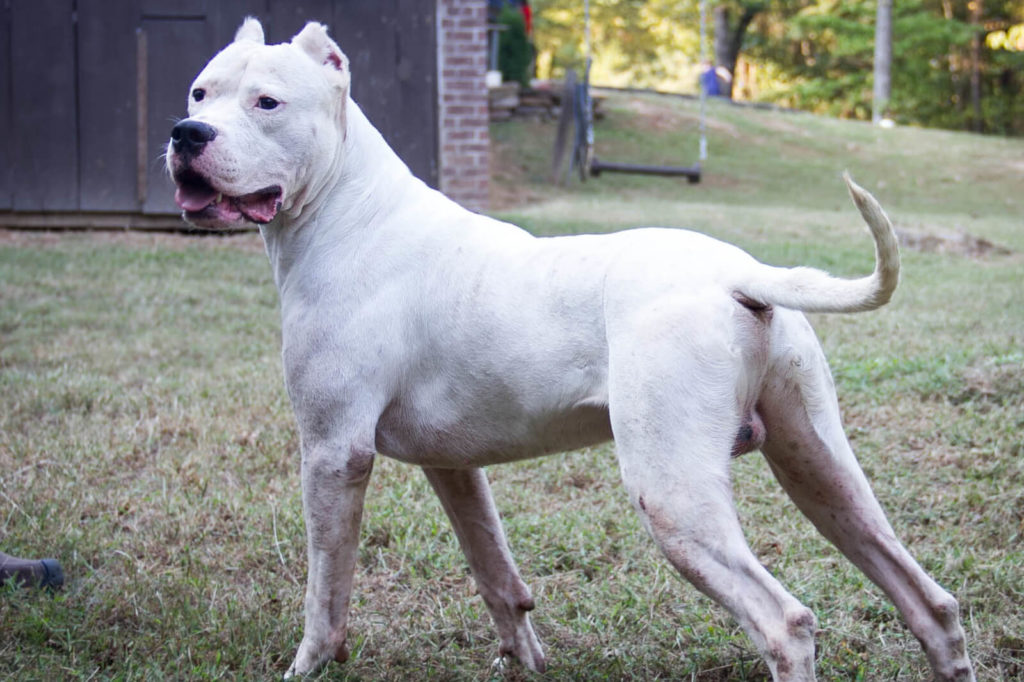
[{"xmin": 168, "ymin": 119, "xmax": 283, "ymax": 226}]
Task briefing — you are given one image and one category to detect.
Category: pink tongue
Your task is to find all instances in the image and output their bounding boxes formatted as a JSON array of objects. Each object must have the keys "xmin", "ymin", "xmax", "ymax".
[{"xmin": 175, "ymin": 185, "xmax": 218, "ymax": 212}]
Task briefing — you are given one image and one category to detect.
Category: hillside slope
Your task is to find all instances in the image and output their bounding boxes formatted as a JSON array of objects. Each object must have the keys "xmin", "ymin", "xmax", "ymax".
[{"xmin": 491, "ymin": 90, "xmax": 1024, "ymax": 254}]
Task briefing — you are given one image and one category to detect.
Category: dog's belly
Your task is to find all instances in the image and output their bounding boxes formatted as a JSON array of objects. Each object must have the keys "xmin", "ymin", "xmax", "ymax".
[{"xmin": 374, "ymin": 398, "xmax": 613, "ymax": 468}]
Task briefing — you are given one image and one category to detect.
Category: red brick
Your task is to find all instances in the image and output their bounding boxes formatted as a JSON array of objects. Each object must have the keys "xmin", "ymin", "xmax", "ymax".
[{"xmin": 438, "ymin": 0, "xmax": 489, "ymax": 211}]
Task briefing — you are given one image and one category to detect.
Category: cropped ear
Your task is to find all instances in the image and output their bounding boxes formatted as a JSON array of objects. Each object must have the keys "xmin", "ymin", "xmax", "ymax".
[
  {"xmin": 292, "ymin": 22, "xmax": 349, "ymax": 74},
  {"xmin": 234, "ymin": 16, "xmax": 265, "ymax": 44}
]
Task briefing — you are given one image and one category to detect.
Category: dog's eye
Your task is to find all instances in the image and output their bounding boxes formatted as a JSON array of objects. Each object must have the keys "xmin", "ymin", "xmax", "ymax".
[
  {"xmin": 257, "ymin": 96, "xmax": 280, "ymax": 110},
  {"xmin": 192, "ymin": 88, "xmax": 205, "ymax": 102}
]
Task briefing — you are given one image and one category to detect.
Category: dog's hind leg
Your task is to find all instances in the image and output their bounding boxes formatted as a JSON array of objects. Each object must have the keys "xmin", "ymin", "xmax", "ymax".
[
  {"xmin": 758, "ymin": 309, "xmax": 974, "ymax": 682},
  {"xmin": 608, "ymin": 302, "xmax": 818, "ymax": 681},
  {"xmin": 423, "ymin": 467, "xmax": 546, "ymax": 672}
]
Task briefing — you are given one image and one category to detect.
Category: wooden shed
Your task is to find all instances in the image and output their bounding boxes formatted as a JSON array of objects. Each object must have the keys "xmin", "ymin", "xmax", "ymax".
[{"xmin": 0, "ymin": 0, "xmax": 489, "ymax": 229}]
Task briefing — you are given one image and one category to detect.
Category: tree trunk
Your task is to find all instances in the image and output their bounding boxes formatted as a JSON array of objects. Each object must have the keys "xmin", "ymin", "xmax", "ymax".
[
  {"xmin": 713, "ymin": 4, "xmax": 761, "ymax": 99},
  {"xmin": 872, "ymin": 0, "xmax": 893, "ymax": 124},
  {"xmin": 713, "ymin": 6, "xmax": 733, "ymax": 78},
  {"xmin": 969, "ymin": 0, "xmax": 984, "ymax": 131}
]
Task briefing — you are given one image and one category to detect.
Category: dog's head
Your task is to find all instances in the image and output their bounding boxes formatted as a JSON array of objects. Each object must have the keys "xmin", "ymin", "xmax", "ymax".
[{"xmin": 167, "ymin": 18, "xmax": 350, "ymax": 229}]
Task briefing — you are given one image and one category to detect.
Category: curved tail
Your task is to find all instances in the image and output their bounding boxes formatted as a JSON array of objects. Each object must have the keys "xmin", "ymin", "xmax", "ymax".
[{"xmin": 737, "ymin": 173, "xmax": 900, "ymax": 313}]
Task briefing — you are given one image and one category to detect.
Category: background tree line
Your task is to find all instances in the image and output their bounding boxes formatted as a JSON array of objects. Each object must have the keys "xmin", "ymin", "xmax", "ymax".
[{"xmin": 527, "ymin": 0, "xmax": 1024, "ymax": 135}]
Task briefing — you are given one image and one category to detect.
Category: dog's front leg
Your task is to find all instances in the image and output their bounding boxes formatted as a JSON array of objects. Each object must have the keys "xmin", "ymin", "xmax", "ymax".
[
  {"xmin": 285, "ymin": 438, "xmax": 375, "ymax": 679},
  {"xmin": 423, "ymin": 467, "xmax": 546, "ymax": 672}
]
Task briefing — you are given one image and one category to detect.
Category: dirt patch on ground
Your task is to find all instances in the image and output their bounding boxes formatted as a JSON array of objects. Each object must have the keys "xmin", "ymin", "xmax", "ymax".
[
  {"xmin": 956, "ymin": 362, "xmax": 1024, "ymax": 407},
  {"xmin": 490, "ymin": 158, "xmax": 549, "ymax": 209},
  {"xmin": 489, "ymin": 127, "xmax": 553, "ymax": 210},
  {"xmin": 620, "ymin": 98, "xmax": 694, "ymax": 132},
  {"xmin": 618, "ymin": 96, "xmax": 740, "ymax": 136},
  {"xmin": 896, "ymin": 228, "xmax": 1013, "ymax": 258}
]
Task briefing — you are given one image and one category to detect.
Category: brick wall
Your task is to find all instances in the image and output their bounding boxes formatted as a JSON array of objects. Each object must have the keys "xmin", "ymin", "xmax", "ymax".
[{"xmin": 437, "ymin": 0, "xmax": 489, "ymax": 211}]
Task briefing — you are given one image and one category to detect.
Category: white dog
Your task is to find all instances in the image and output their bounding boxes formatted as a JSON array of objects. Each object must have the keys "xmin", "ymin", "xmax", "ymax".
[{"xmin": 167, "ymin": 19, "xmax": 975, "ymax": 681}]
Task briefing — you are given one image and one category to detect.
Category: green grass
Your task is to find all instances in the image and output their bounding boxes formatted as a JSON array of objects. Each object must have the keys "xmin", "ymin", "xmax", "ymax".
[{"xmin": 2, "ymin": 93, "xmax": 1022, "ymax": 680}]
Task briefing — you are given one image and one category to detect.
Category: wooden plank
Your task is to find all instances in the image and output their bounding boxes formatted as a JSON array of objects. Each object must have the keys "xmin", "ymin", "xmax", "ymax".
[
  {"xmin": 332, "ymin": 2, "xmax": 400, "ymax": 161},
  {"xmin": 0, "ymin": 3, "xmax": 11, "ymax": 208},
  {"xmin": 333, "ymin": 1, "xmax": 397, "ymax": 129},
  {"xmin": 137, "ymin": 27, "xmax": 150, "ymax": 207},
  {"xmin": 393, "ymin": 0, "xmax": 438, "ymax": 186},
  {"xmin": 210, "ymin": 0, "xmax": 271, "ymax": 47},
  {"xmin": 267, "ymin": 0, "xmax": 333, "ymax": 43},
  {"xmin": 10, "ymin": 1, "xmax": 78, "ymax": 211},
  {"xmin": 77, "ymin": 0, "xmax": 139, "ymax": 211},
  {"xmin": 0, "ymin": 210, "xmax": 232, "ymax": 232},
  {"xmin": 142, "ymin": 0, "xmax": 207, "ymax": 18},
  {"xmin": 332, "ymin": 0, "xmax": 438, "ymax": 186},
  {"xmin": 265, "ymin": 0, "xmax": 440, "ymax": 185},
  {"xmin": 141, "ymin": 17, "xmax": 213, "ymax": 214}
]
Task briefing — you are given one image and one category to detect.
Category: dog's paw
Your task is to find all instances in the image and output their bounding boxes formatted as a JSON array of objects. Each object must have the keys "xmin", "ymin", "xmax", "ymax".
[
  {"xmin": 284, "ymin": 634, "xmax": 349, "ymax": 679},
  {"xmin": 497, "ymin": 628, "xmax": 546, "ymax": 674}
]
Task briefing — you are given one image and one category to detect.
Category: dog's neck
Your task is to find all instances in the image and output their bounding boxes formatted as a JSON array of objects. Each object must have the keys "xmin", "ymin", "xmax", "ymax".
[{"xmin": 259, "ymin": 98, "xmax": 433, "ymax": 298}]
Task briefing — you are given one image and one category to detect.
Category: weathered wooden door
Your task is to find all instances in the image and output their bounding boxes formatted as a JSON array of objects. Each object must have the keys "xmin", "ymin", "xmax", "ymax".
[{"xmin": 0, "ymin": 0, "xmax": 438, "ymax": 217}]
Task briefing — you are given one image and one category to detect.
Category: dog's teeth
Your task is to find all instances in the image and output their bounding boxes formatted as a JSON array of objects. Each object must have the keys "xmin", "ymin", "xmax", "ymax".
[{"xmin": 216, "ymin": 193, "xmax": 223, "ymax": 203}]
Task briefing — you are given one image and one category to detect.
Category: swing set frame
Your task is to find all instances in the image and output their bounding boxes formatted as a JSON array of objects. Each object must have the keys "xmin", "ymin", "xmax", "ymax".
[{"xmin": 551, "ymin": 0, "xmax": 710, "ymax": 184}]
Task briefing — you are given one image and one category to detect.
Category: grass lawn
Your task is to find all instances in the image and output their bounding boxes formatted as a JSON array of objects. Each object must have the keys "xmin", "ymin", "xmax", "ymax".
[{"xmin": 2, "ymin": 92, "xmax": 1022, "ymax": 680}]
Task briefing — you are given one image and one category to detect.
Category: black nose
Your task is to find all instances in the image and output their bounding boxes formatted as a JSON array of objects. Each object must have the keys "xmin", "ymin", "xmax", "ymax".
[{"xmin": 171, "ymin": 119, "xmax": 217, "ymax": 157}]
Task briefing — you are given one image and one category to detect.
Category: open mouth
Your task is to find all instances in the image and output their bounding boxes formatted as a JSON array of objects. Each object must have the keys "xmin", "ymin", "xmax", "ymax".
[{"xmin": 173, "ymin": 169, "xmax": 283, "ymax": 225}]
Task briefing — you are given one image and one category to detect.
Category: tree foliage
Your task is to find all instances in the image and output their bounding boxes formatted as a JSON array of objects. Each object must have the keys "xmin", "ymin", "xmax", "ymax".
[
  {"xmin": 531, "ymin": 0, "xmax": 1024, "ymax": 134},
  {"xmin": 497, "ymin": 7, "xmax": 535, "ymax": 86},
  {"xmin": 533, "ymin": 0, "xmax": 703, "ymax": 90},
  {"xmin": 747, "ymin": 0, "xmax": 1024, "ymax": 133}
]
